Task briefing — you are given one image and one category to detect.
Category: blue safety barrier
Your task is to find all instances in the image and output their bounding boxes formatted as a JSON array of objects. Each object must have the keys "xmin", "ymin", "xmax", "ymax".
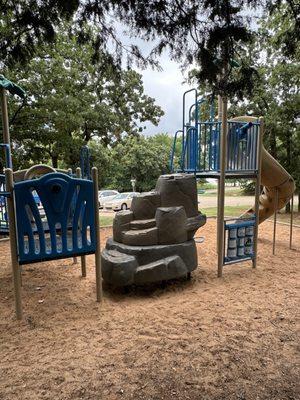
[
  {"xmin": 224, "ymin": 217, "xmax": 256, "ymax": 264},
  {"xmin": 171, "ymin": 120, "xmax": 260, "ymax": 174},
  {"xmin": 170, "ymin": 88, "xmax": 260, "ymax": 175},
  {"xmin": 14, "ymin": 173, "xmax": 96, "ymax": 265}
]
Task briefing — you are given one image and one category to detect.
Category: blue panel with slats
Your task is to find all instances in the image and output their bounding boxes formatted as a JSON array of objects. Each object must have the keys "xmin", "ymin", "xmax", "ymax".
[{"xmin": 14, "ymin": 173, "xmax": 96, "ymax": 265}]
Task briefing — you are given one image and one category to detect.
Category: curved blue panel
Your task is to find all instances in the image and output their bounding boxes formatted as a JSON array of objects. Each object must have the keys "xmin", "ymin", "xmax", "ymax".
[{"xmin": 14, "ymin": 173, "xmax": 96, "ymax": 264}]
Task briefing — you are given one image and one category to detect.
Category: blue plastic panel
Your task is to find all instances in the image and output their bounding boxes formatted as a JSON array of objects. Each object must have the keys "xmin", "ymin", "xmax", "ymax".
[
  {"xmin": 224, "ymin": 217, "xmax": 256, "ymax": 264},
  {"xmin": 14, "ymin": 173, "xmax": 96, "ymax": 264}
]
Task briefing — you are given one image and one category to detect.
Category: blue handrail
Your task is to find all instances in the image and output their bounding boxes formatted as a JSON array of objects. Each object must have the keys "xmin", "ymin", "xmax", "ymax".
[{"xmin": 170, "ymin": 130, "xmax": 183, "ymax": 172}]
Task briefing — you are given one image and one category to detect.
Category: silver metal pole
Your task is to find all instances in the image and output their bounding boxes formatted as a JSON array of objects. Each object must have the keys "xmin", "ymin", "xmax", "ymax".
[
  {"xmin": 76, "ymin": 167, "xmax": 86, "ymax": 277},
  {"xmin": 273, "ymin": 188, "xmax": 279, "ymax": 255},
  {"xmin": 0, "ymin": 88, "xmax": 12, "ymax": 168},
  {"xmin": 252, "ymin": 117, "xmax": 264, "ymax": 268},
  {"xmin": 92, "ymin": 167, "xmax": 103, "ymax": 302},
  {"xmin": 289, "ymin": 195, "xmax": 294, "ymax": 249},
  {"xmin": 217, "ymin": 97, "xmax": 227, "ymax": 277},
  {"xmin": 5, "ymin": 168, "xmax": 22, "ymax": 319}
]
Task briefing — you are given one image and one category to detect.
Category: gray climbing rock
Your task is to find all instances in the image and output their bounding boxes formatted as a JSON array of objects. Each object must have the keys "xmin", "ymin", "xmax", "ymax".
[
  {"xmin": 113, "ymin": 210, "xmax": 134, "ymax": 242},
  {"xmin": 186, "ymin": 213, "xmax": 207, "ymax": 240},
  {"xmin": 131, "ymin": 192, "xmax": 161, "ymax": 219},
  {"xmin": 101, "ymin": 249, "xmax": 138, "ymax": 286},
  {"xmin": 130, "ymin": 219, "xmax": 156, "ymax": 230},
  {"xmin": 122, "ymin": 227, "xmax": 158, "ymax": 246},
  {"xmin": 101, "ymin": 238, "xmax": 198, "ymax": 286},
  {"xmin": 156, "ymin": 206, "xmax": 187, "ymax": 244},
  {"xmin": 155, "ymin": 174, "xmax": 198, "ymax": 217}
]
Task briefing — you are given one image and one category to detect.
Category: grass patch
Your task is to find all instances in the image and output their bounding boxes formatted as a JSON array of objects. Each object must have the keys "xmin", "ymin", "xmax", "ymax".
[
  {"xmin": 200, "ymin": 187, "xmax": 244, "ymax": 197},
  {"xmin": 197, "ymin": 182, "xmax": 217, "ymax": 190},
  {"xmin": 100, "ymin": 215, "xmax": 114, "ymax": 227},
  {"xmin": 201, "ymin": 205, "xmax": 251, "ymax": 217}
]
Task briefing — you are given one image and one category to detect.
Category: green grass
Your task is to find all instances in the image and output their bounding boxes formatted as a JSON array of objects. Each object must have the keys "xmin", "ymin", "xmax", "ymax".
[
  {"xmin": 200, "ymin": 188, "xmax": 244, "ymax": 197},
  {"xmin": 201, "ymin": 205, "xmax": 251, "ymax": 217},
  {"xmin": 100, "ymin": 215, "xmax": 114, "ymax": 227},
  {"xmin": 197, "ymin": 182, "xmax": 217, "ymax": 190}
]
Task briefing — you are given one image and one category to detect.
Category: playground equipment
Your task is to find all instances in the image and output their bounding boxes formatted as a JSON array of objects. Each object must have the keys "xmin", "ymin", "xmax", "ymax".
[
  {"xmin": 101, "ymin": 174, "xmax": 206, "ymax": 286},
  {"xmin": 170, "ymin": 90, "xmax": 295, "ymax": 275},
  {"xmin": 0, "ymin": 76, "xmax": 103, "ymax": 319}
]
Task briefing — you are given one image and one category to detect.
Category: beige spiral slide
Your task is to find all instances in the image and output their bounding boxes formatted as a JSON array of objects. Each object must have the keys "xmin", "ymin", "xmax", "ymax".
[{"xmin": 232, "ymin": 116, "xmax": 295, "ymax": 224}]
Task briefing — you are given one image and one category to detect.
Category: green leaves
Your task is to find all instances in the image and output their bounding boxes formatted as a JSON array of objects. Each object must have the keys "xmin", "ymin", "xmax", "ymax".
[
  {"xmin": 5, "ymin": 26, "xmax": 163, "ymax": 169},
  {"xmin": 91, "ymin": 134, "xmax": 173, "ymax": 192}
]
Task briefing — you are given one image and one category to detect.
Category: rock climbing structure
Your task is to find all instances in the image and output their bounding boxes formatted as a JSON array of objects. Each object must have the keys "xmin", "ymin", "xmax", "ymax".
[{"xmin": 101, "ymin": 174, "xmax": 206, "ymax": 286}]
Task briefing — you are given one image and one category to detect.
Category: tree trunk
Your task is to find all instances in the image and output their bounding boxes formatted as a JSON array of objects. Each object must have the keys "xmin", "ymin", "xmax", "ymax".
[
  {"xmin": 284, "ymin": 131, "xmax": 291, "ymax": 213},
  {"xmin": 51, "ymin": 155, "xmax": 58, "ymax": 168},
  {"xmin": 269, "ymin": 127, "xmax": 277, "ymax": 158},
  {"xmin": 298, "ymin": 192, "xmax": 300, "ymax": 212}
]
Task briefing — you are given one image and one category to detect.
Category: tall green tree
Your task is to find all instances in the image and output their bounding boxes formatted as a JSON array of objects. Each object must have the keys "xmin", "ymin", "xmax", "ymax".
[
  {"xmin": 5, "ymin": 27, "xmax": 163, "ymax": 169},
  {"xmin": 4, "ymin": 1, "xmax": 297, "ymax": 98},
  {"xmin": 94, "ymin": 134, "xmax": 172, "ymax": 192},
  {"xmin": 229, "ymin": 2, "xmax": 300, "ymax": 209}
]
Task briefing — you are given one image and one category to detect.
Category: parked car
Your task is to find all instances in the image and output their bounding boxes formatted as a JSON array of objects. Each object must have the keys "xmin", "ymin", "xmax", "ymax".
[
  {"xmin": 104, "ymin": 192, "xmax": 140, "ymax": 211},
  {"xmin": 98, "ymin": 190, "xmax": 119, "ymax": 208}
]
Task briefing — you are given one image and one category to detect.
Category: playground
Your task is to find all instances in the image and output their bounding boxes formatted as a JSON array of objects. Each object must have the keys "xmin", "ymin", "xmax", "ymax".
[
  {"xmin": 0, "ymin": 220, "xmax": 299, "ymax": 400},
  {"xmin": 1, "ymin": 1, "xmax": 299, "ymax": 399}
]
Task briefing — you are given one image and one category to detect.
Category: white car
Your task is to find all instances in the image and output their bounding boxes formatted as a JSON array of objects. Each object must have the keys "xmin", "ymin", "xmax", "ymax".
[
  {"xmin": 98, "ymin": 190, "xmax": 119, "ymax": 209},
  {"xmin": 104, "ymin": 192, "xmax": 140, "ymax": 211}
]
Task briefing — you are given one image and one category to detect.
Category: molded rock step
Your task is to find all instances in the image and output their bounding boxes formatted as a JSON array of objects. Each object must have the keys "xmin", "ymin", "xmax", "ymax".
[
  {"xmin": 134, "ymin": 255, "xmax": 187, "ymax": 284},
  {"xmin": 122, "ymin": 227, "xmax": 158, "ymax": 246},
  {"xmin": 130, "ymin": 219, "xmax": 156, "ymax": 230},
  {"xmin": 101, "ymin": 249, "xmax": 138, "ymax": 286},
  {"xmin": 186, "ymin": 213, "xmax": 207, "ymax": 239}
]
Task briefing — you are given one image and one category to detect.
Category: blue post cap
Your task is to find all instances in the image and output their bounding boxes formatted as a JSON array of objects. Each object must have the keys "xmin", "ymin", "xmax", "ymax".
[{"xmin": 0, "ymin": 75, "xmax": 26, "ymax": 98}]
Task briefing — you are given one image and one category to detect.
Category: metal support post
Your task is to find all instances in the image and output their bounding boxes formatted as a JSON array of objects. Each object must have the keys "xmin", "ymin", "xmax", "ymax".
[
  {"xmin": 289, "ymin": 195, "xmax": 294, "ymax": 249},
  {"xmin": 92, "ymin": 167, "xmax": 103, "ymax": 302},
  {"xmin": 76, "ymin": 167, "xmax": 86, "ymax": 277},
  {"xmin": 217, "ymin": 97, "xmax": 227, "ymax": 277},
  {"xmin": 5, "ymin": 168, "xmax": 22, "ymax": 319},
  {"xmin": 252, "ymin": 117, "xmax": 264, "ymax": 268},
  {"xmin": 273, "ymin": 187, "xmax": 279, "ymax": 255}
]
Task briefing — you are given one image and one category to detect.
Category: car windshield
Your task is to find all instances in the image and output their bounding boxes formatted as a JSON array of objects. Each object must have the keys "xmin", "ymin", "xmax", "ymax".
[{"xmin": 114, "ymin": 193, "xmax": 129, "ymax": 199}]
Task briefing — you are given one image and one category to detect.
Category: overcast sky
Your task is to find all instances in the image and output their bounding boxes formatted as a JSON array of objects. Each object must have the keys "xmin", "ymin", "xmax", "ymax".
[
  {"xmin": 137, "ymin": 55, "xmax": 192, "ymax": 136},
  {"xmin": 117, "ymin": 23, "xmax": 194, "ymax": 137}
]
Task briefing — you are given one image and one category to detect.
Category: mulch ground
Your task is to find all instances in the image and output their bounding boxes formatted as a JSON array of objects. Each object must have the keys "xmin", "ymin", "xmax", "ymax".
[{"xmin": 0, "ymin": 219, "xmax": 299, "ymax": 400}]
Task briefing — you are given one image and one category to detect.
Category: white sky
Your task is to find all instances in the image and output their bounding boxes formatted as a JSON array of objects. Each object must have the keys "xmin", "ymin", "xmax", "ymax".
[
  {"xmin": 137, "ymin": 55, "xmax": 192, "ymax": 136},
  {"xmin": 117, "ymin": 23, "xmax": 194, "ymax": 137}
]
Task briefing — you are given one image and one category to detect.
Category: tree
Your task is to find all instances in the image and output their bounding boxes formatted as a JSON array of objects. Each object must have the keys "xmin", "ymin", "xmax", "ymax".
[
  {"xmin": 229, "ymin": 2, "xmax": 300, "ymax": 210},
  {"xmin": 94, "ymin": 134, "xmax": 172, "ymax": 192},
  {"xmin": 4, "ymin": 1, "xmax": 296, "ymax": 99},
  {"xmin": 5, "ymin": 27, "xmax": 163, "ymax": 169}
]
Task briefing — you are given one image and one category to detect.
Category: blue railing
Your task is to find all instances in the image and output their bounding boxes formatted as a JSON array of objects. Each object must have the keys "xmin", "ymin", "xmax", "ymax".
[
  {"xmin": 169, "ymin": 130, "xmax": 183, "ymax": 172},
  {"xmin": 170, "ymin": 120, "xmax": 260, "ymax": 174},
  {"xmin": 14, "ymin": 173, "xmax": 96, "ymax": 264}
]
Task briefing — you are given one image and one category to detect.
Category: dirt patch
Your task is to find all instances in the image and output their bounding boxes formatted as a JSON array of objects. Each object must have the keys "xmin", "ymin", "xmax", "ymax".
[{"xmin": 0, "ymin": 221, "xmax": 299, "ymax": 400}]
